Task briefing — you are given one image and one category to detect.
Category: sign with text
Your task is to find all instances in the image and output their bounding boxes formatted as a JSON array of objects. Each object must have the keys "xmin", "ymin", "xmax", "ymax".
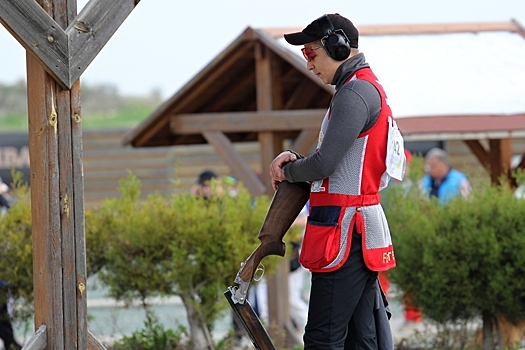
[{"xmin": 0, "ymin": 132, "xmax": 30, "ymax": 187}]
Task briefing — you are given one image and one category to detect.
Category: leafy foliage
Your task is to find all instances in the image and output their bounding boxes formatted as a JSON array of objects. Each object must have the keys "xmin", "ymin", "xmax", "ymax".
[
  {"xmin": 384, "ymin": 158, "xmax": 525, "ymax": 325},
  {"xmin": 89, "ymin": 174, "xmax": 283, "ymax": 345},
  {"xmin": 0, "ymin": 173, "xmax": 33, "ymax": 322},
  {"xmin": 108, "ymin": 317, "xmax": 188, "ymax": 350}
]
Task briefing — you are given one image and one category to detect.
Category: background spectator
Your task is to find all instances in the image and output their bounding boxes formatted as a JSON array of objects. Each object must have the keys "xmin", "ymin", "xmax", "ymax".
[{"xmin": 420, "ymin": 148, "xmax": 470, "ymax": 204}]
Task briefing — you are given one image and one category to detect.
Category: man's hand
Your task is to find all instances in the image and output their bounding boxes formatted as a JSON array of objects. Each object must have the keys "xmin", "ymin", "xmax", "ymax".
[{"xmin": 269, "ymin": 151, "xmax": 297, "ymax": 191}]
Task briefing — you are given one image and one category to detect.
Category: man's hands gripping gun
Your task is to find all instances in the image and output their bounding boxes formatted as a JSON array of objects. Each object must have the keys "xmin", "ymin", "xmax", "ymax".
[{"xmin": 230, "ymin": 180, "xmax": 310, "ymax": 304}]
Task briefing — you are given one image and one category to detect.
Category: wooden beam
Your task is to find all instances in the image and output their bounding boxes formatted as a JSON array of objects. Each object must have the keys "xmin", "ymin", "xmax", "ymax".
[
  {"xmin": 129, "ymin": 44, "xmax": 253, "ymax": 147},
  {"xmin": 263, "ymin": 21, "xmax": 523, "ymax": 38},
  {"xmin": 464, "ymin": 140, "xmax": 490, "ymax": 170},
  {"xmin": 207, "ymin": 71, "xmax": 255, "ymax": 112},
  {"xmin": 170, "ymin": 109, "xmax": 326, "ymax": 134},
  {"xmin": 22, "ymin": 324, "xmax": 47, "ymax": 350},
  {"xmin": 284, "ymin": 76, "xmax": 319, "ymax": 109},
  {"xmin": 67, "ymin": 0, "xmax": 140, "ymax": 84},
  {"xmin": 201, "ymin": 131, "xmax": 265, "ymax": 197},
  {"xmin": 88, "ymin": 330, "xmax": 107, "ymax": 350},
  {"xmin": 293, "ymin": 129, "xmax": 319, "ymax": 156},
  {"xmin": 19, "ymin": 0, "xmax": 105, "ymax": 347},
  {"xmin": 489, "ymin": 139, "xmax": 513, "ymax": 184},
  {"xmin": 0, "ymin": 0, "xmax": 140, "ymax": 88},
  {"xmin": 71, "ymin": 81, "xmax": 89, "ymax": 350},
  {"xmin": 27, "ymin": 51, "xmax": 66, "ymax": 350},
  {"xmin": 0, "ymin": 0, "xmax": 69, "ymax": 88},
  {"xmin": 255, "ymin": 42, "xmax": 273, "ymax": 111}
]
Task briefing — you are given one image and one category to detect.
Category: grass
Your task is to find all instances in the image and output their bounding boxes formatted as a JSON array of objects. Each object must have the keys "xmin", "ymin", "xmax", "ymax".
[
  {"xmin": 81, "ymin": 103, "xmax": 156, "ymax": 129},
  {"xmin": 0, "ymin": 103, "xmax": 157, "ymax": 132},
  {"xmin": 0, "ymin": 112, "xmax": 28, "ymax": 131}
]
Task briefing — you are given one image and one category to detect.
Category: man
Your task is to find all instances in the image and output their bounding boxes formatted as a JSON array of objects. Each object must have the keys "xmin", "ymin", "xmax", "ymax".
[
  {"xmin": 189, "ymin": 169, "xmax": 218, "ymax": 199},
  {"xmin": 420, "ymin": 147, "xmax": 470, "ymax": 204},
  {"xmin": 270, "ymin": 13, "xmax": 398, "ymax": 350},
  {"xmin": 0, "ymin": 177, "xmax": 11, "ymax": 215}
]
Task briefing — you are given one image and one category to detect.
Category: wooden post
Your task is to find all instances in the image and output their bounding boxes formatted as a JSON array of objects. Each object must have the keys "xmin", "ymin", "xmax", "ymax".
[
  {"xmin": 255, "ymin": 41, "xmax": 301, "ymax": 347},
  {"xmin": 0, "ymin": 0, "xmax": 140, "ymax": 348},
  {"xmin": 27, "ymin": 51, "xmax": 87, "ymax": 349},
  {"xmin": 489, "ymin": 139, "xmax": 513, "ymax": 184}
]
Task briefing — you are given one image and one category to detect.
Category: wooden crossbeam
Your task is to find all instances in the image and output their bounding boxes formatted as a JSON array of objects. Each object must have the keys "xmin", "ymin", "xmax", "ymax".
[
  {"xmin": 293, "ymin": 129, "xmax": 319, "ymax": 156},
  {"xmin": 170, "ymin": 109, "xmax": 325, "ymax": 134},
  {"xmin": 464, "ymin": 140, "xmax": 490, "ymax": 170},
  {"xmin": 22, "ymin": 324, "xmax": 47, "ymax": 350},
  {"xmin": 202, "ymin": 130, "xmax": 266, "ymax": 197},
  {"xmin": 0, "ymin": 0, "xmax": 140, "ymax": 89}
]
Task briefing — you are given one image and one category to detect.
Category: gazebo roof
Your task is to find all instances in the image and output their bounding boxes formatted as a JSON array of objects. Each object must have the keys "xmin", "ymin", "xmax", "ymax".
[
  {"xmin": 123, "ymin": 27, "xmax": 333, "ymax": 147},
  {"xmin": 124, "ymin": 20, "xmax": 525, "ymax": 147}
]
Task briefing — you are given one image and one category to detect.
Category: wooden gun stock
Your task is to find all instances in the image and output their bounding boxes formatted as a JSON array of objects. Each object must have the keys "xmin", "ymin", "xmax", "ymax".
[{"xmin": 233, "ymin": 181, "xmax": 310, "ymax": 302}]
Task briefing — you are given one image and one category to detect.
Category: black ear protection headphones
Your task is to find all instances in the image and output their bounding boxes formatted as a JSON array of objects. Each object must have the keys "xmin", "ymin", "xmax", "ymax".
[{"xmin": 317, "ymin": 15, "xmax": 351, "ymax": 61}]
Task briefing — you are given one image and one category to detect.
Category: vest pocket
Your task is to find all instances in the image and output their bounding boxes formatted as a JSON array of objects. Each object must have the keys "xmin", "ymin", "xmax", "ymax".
[{"xmin": 299, "ymin": 206, "xmax": 342, "ymax": 270}]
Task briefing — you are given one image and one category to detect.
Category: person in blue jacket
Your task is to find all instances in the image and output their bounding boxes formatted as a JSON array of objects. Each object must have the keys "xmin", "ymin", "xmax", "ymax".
[{"xmin": 420, "ymin": 148, "xmax": 470, "ymax": 204}]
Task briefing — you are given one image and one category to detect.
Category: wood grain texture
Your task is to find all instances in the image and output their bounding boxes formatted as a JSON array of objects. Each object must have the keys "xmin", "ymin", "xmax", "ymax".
[
  {"xmin": 87, "ymin": 330, "xmax": 107, "ymax": 350},
  {"xmin": 170, "ymin": 109, "xmax": 325, "ymax": 134},
  {"xmin": 225, "ymin": 288, "xmax": 276, "ymax": 350},
  {"xmin": 21, "ymin": 324, "xmax": 47, "ymax": 350},
  {"xmin": 67, "ymin": 0, "xmax": 138, "ymax": 84},
  {"xmin": 0, "ymin": 0, "xmax": 69, "ymax": 88},
  {"xmin": 0, "ymin": 0, "xmax": 139, "ymax": 88},
  {"xmin": 202, "ymin": 130, "xmax": 266, "ymax": 197}
]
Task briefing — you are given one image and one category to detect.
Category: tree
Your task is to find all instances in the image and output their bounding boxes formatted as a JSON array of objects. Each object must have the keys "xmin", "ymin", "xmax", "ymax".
[
  {"xmin": 0, "ymin": 176, "xmax": 33, "ymax": 324},
  {"xmin": 93, "ymin": 174, "xmax": 285, "ymax": 349},
  {"xmin": 384, "ymin": 163, "xmax": 525, "ymax": 349}
]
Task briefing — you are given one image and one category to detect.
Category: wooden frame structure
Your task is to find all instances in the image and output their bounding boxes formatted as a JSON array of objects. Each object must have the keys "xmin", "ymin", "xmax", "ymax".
[
  {"xmin": 124, "ymin": 26, "xmax": 334, "ymax": 347},
  {"xmin": 125, "ymin": 20, "xmax": 525, "ymax": 347},
  {"xmin": 0, "ymin": 0, "xmax": 139, "ymax": 348},
  {"xmin": 124, "ymin": 27, "xmax": 334, "ymax": 197}
]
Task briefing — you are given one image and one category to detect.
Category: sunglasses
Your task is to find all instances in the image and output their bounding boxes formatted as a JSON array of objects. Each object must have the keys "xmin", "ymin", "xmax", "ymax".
[{"xmin": 301, "ymin": 45, "xmax": 323, "ymax": 62}]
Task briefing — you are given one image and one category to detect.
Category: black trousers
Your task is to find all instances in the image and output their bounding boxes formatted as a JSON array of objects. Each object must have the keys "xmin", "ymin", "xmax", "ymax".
[
  {"xmin": 304, "ymin": 229, "xmax": 378, "ymax": 350},
  {"xmin": 0, "ymin": 302, "xmax": 20, "ymax": 350}
]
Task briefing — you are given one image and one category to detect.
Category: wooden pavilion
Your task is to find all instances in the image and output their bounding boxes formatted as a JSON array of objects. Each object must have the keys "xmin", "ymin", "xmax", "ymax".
[
  {"xmin": 125, "ymin": 20, "xmax": 525, "ymax": 346},
  {"xmin": 125, "ymin": 21, "xmax": 525, "ymax": 194}
]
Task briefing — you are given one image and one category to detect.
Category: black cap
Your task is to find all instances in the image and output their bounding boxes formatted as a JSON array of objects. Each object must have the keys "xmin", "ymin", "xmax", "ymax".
[
  {"xmin": 198, "ymin": 169, "xmax": 218, "ymax": 185},
  {"xmin": 284, "ymin": 13, "xmax": 359, "ymax": 48}
]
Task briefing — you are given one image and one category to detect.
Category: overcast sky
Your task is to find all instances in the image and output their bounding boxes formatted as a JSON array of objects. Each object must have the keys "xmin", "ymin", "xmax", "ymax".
[{"xmin": 1, "ymin": 0, "xmax": 524, "ymax": 98}]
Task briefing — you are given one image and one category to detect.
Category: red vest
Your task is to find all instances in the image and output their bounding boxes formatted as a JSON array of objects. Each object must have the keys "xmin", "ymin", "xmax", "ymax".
[{"xmin": 299, "ymin": 67, "xmax": 396, "ymax": 273}]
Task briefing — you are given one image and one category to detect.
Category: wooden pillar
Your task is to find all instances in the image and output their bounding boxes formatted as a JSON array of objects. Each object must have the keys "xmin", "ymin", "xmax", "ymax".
[
  {"xmin": 27, "ymin": 52, "xmax": 88, "ymax": 349},
  {"xmin": 489, "ymin": 139, "xmax": 513, "ymax": 184},
  {"xmin": 1, "ymin": 0, "xmax": 139, "ymax": 348},
  {"xmin": 255, "ymin": 42, "xmax": 301, "ymax": 346},
  {"xmin": 25, "ymin": 0, "xmax": 88, "ymax": 346},
  {"xmin": 464, "ymin": 138, "xmax": 515, "ymax": 186}
]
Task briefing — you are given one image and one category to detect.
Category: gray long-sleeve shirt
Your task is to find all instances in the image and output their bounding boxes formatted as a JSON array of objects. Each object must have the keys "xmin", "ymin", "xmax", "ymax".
[{"xmin": 284, "ymin": 53, "xmax": 381, "ymax": 183}]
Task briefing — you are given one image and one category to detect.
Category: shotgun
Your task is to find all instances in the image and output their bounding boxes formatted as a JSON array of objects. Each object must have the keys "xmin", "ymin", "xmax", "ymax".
[{"xmin": 225, "ymin": 180, "xmax": 310, "ymax": 349}]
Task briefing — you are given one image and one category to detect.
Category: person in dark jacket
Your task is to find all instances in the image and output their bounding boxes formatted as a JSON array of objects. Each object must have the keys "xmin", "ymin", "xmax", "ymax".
[{"xmin": 0, "ymin": 178, "xmax": 22, "ymax": 350}]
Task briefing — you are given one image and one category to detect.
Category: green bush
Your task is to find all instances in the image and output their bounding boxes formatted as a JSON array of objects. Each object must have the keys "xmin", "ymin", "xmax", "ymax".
[
  {"xmin": 384, "ymin": 160, "xmax": 525, "ymax": 346},
  {"xmin": 0, "ymin": 175, "xmax": 33, "ymax": 323},
  {"xmin": 0, "ymin": 171, "xmax": 301, "ymax": 348},
  {"xmin": 90, "ymin": 174, "xmax": 283, "ymax": 348},
  {"xmin": 108, "ymin": 317, "xmax": 187, "ymax": 350}
]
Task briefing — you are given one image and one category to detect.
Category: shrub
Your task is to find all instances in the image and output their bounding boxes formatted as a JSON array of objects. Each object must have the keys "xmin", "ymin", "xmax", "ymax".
[
  {"xmin": 384, "ymin": 160, "xmax": 525, "ymax": 348},
  {"xmin": 91, "ymin": 174, "xmax": 290, "ymax": 348}
]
